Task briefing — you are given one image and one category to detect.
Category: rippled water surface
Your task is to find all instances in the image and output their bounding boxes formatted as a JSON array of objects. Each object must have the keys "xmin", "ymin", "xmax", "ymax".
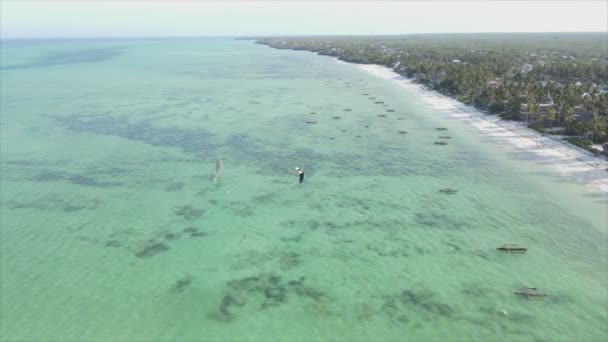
[{"xmin": 1, "ymin": 38, "xmax": 606, "ymax": 341}]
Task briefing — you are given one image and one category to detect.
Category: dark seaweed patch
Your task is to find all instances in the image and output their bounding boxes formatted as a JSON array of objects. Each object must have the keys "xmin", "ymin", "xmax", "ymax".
[
  {"xmin": 280, "ymin": 235, "xmax": 303, "ymax": 243},
  {"xmin": 262, "ymin": 285, "xmax": 287, "ymax": 308},
  {"xmin": 377, "ymin": 114, "xmax": 387, "ymax": 117},
  {"xmin": 171, "ymin": 276, "xmax": 194, "ymax": 293},
  {"xmin": 183, "ymin": 227, "xmax": 199, "ymax": 233},
  {"xmin": 398, "ymin": 131, "xmax": 407, "ymax": 134},
  {"xmin": 289, "ymin": 279, "xmax": 325, "ymax": 302},
  {"xmin": 56, "ymin": 114, "xmax": 218, "ymax": 155},
  {"xmin": 9, "ymin": 196, "xmax": 102, "ymax": 213},
  {"xmin": 191, "ymin": 231, "xmax": 206, "ymax": 238},
  {"xmin": 1, "ymin": 49, "xmax": 121, "ymax": 70},
  {"xmin": 332, "ymin": 116, "xmax": 341, "ymax": 119},
  {"xmin": 164, "ymin": 182, "xmax": 184, "ymax": 191},
  {"xmin": 462, "ymin": 286, "xmax": 492, "ymax": 297},
  {"xmin": 309, "ymin": 112, "xmax": 317, "ymax": 115},
  {"xmin": 386, "ymin": 109, "xmax": 396, "ymax": 112},
  {"xmin": 279, "ymin": 251, "xmax": 301, "ymax": 270},
  {"xmin": 135, "ymin": 243, "xmax": 170, "ymax": 258},
  {"xmin": 305, "ymin": 121, "xmax": 318, "ymax": 124},
  {"xmin": 415, "ymin": 212, "xmax": 464, "ymax": 230},
  {"xmin": 64, "ymin": 204, "xmax": 87, "ymax": 212},
  {"xmin": 175, "ymin": 205, "xmax": 205, "ymax": 220},
  {"xmin": 252, "ymin": 192, "xmax": 277, "ymax": 204},
  {"xmin": 104, "ymin": 240, "xmax": 121, "ymax": 248},
  {"xmin": 444, "ymin": 241, "xmax": 463, "ymax": 253},
  {"xmin": 214, "ymin": 274, "xmax": 326, "ymax": 319},
  {"xmin": 31, "ymin": 170, "xmax": 122, "ymax": 188},
  {"xmin": 224, "ymin": 201, "xmax": 254, "ymax": 217},
  {"xmin": 164, "ymin": 233, "xmax": 180, "ymax": 241},
  {"xmin": 401, "ymin": 289, "xmax": 453, "ymax": 317},
  {"xmin": 381, "ymin": 295, "xmax": 399, "ymax": 318},
  {"xmin": 343, "ymin": 108, "xmax": 352, "ymax": 112},
  {"xmin": 218, "ymin": 294, "xmax": 246, "ymax": 320}
]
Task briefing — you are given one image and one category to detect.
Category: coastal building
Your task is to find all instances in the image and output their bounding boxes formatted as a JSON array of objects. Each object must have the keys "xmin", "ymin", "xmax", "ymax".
[
  {"xmin": 520, "ymin": 64, "xmax": 534, "ymax": 74},
  {"xmin": 487, "ymin": 80, "xmax": 502, "ymax": 88}
]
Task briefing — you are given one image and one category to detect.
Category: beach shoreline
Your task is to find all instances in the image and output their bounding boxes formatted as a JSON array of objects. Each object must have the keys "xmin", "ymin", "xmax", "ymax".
[{"xmin": 350, "ymin": 62, "xmax": 608, "ymax": 194}]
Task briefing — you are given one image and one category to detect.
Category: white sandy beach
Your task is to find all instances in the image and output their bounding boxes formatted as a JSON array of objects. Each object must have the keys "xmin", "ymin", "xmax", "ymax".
[{"xmin": 355, "ymin": 63, "xmax": 608, "ymax": 194}]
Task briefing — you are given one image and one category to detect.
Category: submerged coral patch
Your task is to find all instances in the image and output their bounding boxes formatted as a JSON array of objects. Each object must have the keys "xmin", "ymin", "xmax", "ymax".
[
  {"xmin": 135, "ymin": 243, "xmax": 170, "ymax": 258},
  {"xmin": 164, "ymin": 233, "xmax": 181, "ymax": 241},
  {"xmin": 164, "ymin": 182, "xmax": 184, "ymax": 191},
  {"xmin": 211, "ymin": 274, "xmax": 327, "ymax": 321},
  {"xmin": 183, "ymin": 227, "xmax": 199, "ymax": 233},
  {"xmin": 31, "ymin": 170, "xmax": 122, "ymax": 188},
  {"xmin": 56, "ymin": 114, "xmax": 218, "ymax": 155},
  {"xmin": 175, "ymin": 205, "xmax": 205, "ymax": 220},
  {"xmin": 1, "ymin": 49, "xmax": 121, "ymax": 70},
  {"xmin": 104, "ymin": 240, "xmax": 121, "ymax": 248},
  {"xmin": 171, "ymin": 275, "xmax": 194, "ymax": 293},
  {"xmin": 414, "ymin": 212, "xmax": 464, "ymax": 230},
  {"xmin": 401, "ymin": 289, "xmax": 453, "ymax": 317}
]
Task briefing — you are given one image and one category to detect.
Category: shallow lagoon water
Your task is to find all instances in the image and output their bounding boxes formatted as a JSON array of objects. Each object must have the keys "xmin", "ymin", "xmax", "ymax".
[{"xmin": 1, "ymin": 38, "xmax": 606, "ymax": 341}]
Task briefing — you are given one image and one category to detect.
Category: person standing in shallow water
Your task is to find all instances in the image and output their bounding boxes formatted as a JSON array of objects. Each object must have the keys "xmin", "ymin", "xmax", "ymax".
[{"xmin": 295, "ymin": 167, "xmax": 304, "ymax": 183}]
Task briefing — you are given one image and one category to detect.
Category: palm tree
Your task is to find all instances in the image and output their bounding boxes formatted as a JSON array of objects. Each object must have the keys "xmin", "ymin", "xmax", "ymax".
[
  {"xmin": 590, "ymin": 114, "xmax": 608, "ymax": 143},
  {"xmin": 564, "ymin": 106, "xmax": 576, "ymax": 132},
  {"xmin": 546, "ymin": 107, "xmax": 557, "ymax": 129}
]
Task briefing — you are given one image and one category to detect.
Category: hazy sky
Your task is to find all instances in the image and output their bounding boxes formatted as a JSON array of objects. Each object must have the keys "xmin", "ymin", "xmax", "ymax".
[{"xmin": 1, "ymin": 1, "xmax": 606, "ymax": 38}]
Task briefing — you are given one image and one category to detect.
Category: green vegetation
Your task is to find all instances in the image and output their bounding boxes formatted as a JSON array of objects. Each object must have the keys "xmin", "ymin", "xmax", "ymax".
[
  {"xmin": 565, "ymin": 137, "xmax": 600, "ymax": 154},
  {"xmin": 251, "ymin": 33, "xmax": 608, "ymax": 148}
]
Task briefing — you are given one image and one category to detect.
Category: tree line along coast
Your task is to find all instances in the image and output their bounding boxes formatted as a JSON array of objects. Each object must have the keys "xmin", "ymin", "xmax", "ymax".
[{"xmin": 245, "ymin": 33, "xmax": 608, "ymax": 155}]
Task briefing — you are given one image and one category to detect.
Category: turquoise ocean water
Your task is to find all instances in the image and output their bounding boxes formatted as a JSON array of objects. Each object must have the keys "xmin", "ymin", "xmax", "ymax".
[{"xmin": 0, "ymin": 38, "xmax": 606, "ymax": 341}]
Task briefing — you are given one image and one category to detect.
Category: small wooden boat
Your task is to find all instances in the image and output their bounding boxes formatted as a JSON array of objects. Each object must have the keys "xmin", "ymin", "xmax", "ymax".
[
  {"xmin": 377, "ymin": 114, "xmax": 387, "ymax": 117},
  {"xmin": 386, "ymin": 109, "xmax": 396, "ymax": 112},
  {"xmin": 436, "ymin": 127, "xmax": 448, "ymax": 130},
  {"xmin": 434, "ymin": 141, "xmax": 448, "ymax": 145},
  {"xmin": 305, "ymin": 121, "xmax": 317, "ymax": 124},
  {"xmin": 513, "ymin": 287, "xmax": 547, "ymax": 299},
  {"xmin": 398, "ymin": 131, "xmax": 407, "ymax": 134},
  {"xmin": 497, "ymin": 244, "xmax": 527, "ymax": 253},
  {"xmin": 438, "ymin": 188, "xmax": 457, "ymax": 194},
  {"xmin": 439, "ymin": 136, "xmax": 452, "ymax": 139}
]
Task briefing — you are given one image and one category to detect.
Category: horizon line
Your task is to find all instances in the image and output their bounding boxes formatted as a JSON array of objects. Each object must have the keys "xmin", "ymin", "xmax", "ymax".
[{"xmin": 1, "ymin": 31, "xmax": 606, "ymax": 41}]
